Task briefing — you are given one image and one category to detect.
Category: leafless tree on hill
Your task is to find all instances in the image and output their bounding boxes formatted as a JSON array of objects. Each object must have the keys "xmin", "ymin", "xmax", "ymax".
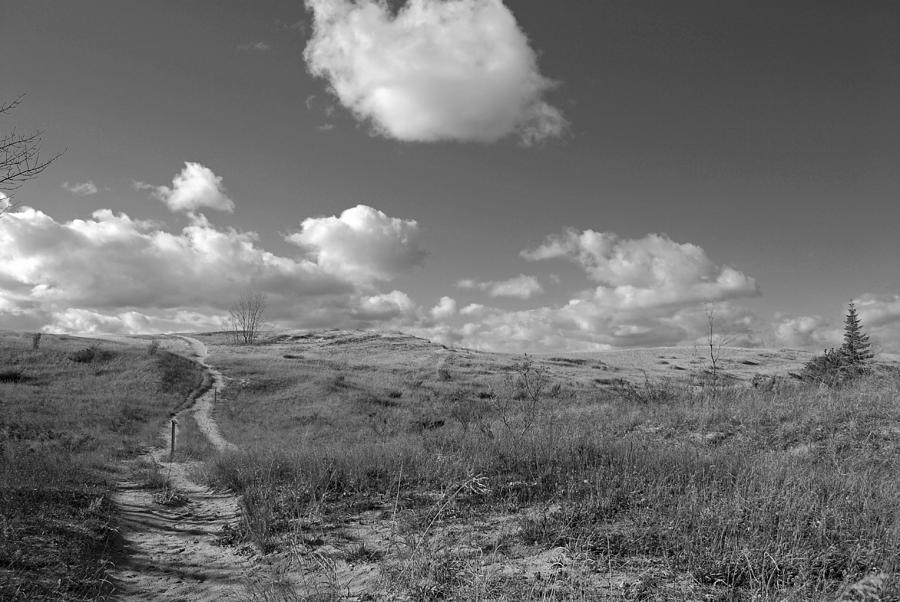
[
  {"xmin": 705, "ymin": 303, "xmax": 732, "ymax": 381},
  {"xmin": 229, "ymin": 292, "xmax": 267, "ymax": 345},
  {"xmin": 1, "ymin": 95, "xmax": 64, "ymax": 216}
]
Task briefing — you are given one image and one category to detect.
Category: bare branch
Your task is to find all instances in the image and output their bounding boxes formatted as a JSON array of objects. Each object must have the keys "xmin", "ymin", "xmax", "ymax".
[{"xmin": 0, "ymin": 95, "xmax": 64, "ymax": 211}]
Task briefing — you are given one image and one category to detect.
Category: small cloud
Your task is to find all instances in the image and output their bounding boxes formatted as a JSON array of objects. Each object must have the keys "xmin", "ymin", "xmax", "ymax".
[
  {"xmin": 278, "ymin": 18, "xmax": 307, "ymax": 33},
  {"xmin": 287, "ymin": 204, "xmax": 426, "ymax": 284},
  {"xmin": 773, "ymin": 315, "xmax": 839, "ymax": 349},
  {"xmin": 62, "ymin": 180, "xmax": 98, "ymax": 196},
  {"xmin": 306, "ymin": 95, "xmax": 338, "ymax": 131},
  {"xmin": 430, "ymin": 296, "xmax": 457, "ymax": 321},
  {"xmin": 136, "ymin": 162, "xmax": 235, "ymax": 214},
  {"xmin": 457, "ymin": 274, "xmax": 543, "ymax": 299},
  {"xmin": 238, "ymin": 41, "xmax": 272, "ymax": 52},
  {"xmin": 0, "ymin": 192, "xmax": 10, "ymax": 212}
]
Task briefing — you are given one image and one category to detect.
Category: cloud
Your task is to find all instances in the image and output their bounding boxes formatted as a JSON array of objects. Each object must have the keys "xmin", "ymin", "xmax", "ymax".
[
  {"xmin": 135, "ymin": 162, "xmax": 235, "ymax": 214},
  {"xmin": 773, "ymin": 315, "xmax": 838, "ymax": 349},
  {"xmin": 288, "ymin": 204, "xmax": 426, "ymax": 283},
  {"xmin": 45, "ymin": 308, "xmax": 228, "ymax": 335},
  {"xmin": 0, "ymin": 200, "xmax": 435, "ymax": 336},
  {"xmin": 0, "ymin": 207, "xmax": 347, "ymax": 313},
  {"xmin": 0, "ymin": 192, "xmax": 10, "ymax": 212},
  {"xmin": 0, "ymin": 197, "xmax": 777, "ymax": 352},
  {"xmin": 62, "ymin": 180, "xmax": 98, "ymax": 196},
  {"xmin": 523, "ymin": 229, "xmax": 759, "ymax": 310},
  {"xmin": 430, "ymin": 296, "xmax": 457, "ymax": 320},
  {"xmin": 411, "ymin": 230, "xmax": 764, "ymax": 352},
  {"xmin": 303, "ymin": 0, "xmax": 566, "ymax": 144},
  {"xmin": 353, "ymin": 290, "xmax": 417, "ymax": 322},
  {"xmin": 457, "ymin": 274, "xmax": 543, "ymax": 299},
  {"xmin": 238, "ymin": 41, "xmax": 272, "ymax": 52}
]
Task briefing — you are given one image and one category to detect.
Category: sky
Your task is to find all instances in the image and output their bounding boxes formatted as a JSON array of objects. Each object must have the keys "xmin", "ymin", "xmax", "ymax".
[{"xmin": 1, "ymin": 0, "xmax": 899, "ymax": 353}]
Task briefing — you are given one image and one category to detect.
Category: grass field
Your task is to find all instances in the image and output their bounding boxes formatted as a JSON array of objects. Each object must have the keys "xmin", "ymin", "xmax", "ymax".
[
  {"xmin": 6, "ymin": 328, "xmax": 898, "ymax": 600},
  {"xmin": 0, "ymin": 332, "xmax": 204, "ymax": 600},
  {"xmin": 194, "ymin": 330, "xmax": 900, "ymax": 600}
]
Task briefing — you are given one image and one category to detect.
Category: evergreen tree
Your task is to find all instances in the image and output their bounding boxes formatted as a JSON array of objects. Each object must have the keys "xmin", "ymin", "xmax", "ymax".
[{"xmin": 840, "ymin": 302, "xmax": 873, "ymax": 367}]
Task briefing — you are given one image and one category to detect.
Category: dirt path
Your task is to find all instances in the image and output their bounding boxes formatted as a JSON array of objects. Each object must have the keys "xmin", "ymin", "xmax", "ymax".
[
  {"xmin": 110, "ymin": 335, "xmax": 252, "ymax": 601},
  {"xmin": 175, "ymin": 336, "xmax": 236, "ymax": 454}
]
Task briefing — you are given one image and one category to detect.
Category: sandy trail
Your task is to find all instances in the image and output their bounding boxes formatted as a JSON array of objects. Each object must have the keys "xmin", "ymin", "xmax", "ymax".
[
  {"xmin": 176, "ymin": 336, "xmax": 237, "ymax": 454},
  {"xmin": 109, "ymin": 335, "xmax": 252, "ymax": 601}
]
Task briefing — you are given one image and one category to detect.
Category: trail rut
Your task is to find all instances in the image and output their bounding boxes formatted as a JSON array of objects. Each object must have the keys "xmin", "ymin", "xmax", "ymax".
[{"xmin": 111, "ymin": 336, "xmax": 252, "ymax": 601}]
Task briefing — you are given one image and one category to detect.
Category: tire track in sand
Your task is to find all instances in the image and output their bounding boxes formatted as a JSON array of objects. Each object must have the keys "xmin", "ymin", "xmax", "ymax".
[{"xmin": 112, "ymin": 336, "xmax": 251, "ymax": 601}]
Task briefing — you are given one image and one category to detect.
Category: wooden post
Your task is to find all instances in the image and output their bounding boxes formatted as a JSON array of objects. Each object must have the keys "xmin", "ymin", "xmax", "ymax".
[{"xmin": 169, "ymin": 413, "xmax": 177, "ymax": 460}]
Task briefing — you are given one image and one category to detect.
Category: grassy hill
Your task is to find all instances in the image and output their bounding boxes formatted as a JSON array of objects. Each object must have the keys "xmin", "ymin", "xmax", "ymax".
[
  {"xmin": 0, "ymin": 332, "xmax": 204, "ymax": 600},
  {"xmin": 193, "ymin": 329, "xmax": 900, "ymax": 600}
]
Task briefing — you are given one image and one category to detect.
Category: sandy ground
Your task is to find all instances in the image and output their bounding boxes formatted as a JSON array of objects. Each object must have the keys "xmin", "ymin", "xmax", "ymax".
[{"xmin": 107, "ymin": 335, "xmax": 252, "ymax": 601}]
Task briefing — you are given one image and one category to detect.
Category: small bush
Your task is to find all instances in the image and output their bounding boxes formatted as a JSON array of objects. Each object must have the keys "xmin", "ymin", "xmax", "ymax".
[
  {"xmin": 147, "ymin": 339, "xmax": 160, "ymax": 355},
  {"xmin": 613, "ymin": 373, "xmax": 682, "ymax": 404},
  {"xmin": 69, "ymin": 346, "xmax": 98, "ymax": 363},
  {"xmin": 801, "ymin": 348, "xmax": 869, "ymax": 387},
  {"xmin": 0, "ymin": 368, "xmax": 25, "ymax": 383},
  {"xmin": 68, "ymin": 345, "xmax": 115, "ymax": 364}
]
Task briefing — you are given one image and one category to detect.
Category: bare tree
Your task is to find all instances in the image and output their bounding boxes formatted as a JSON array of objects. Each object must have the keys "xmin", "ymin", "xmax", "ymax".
[
  {"xmin": 705, "ymin": 303, "xmax": 731, "ymax": 380},
  {"xmin": 1, "ymin": 95, "xmax": 64, "ymax": 215},
  {"xmin": 229, "ymin": 292, "xmax": 267, "ymax": 345}
]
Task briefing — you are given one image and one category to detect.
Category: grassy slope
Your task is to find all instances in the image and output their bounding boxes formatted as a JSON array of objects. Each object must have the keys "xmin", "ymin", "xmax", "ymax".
[
  {"xmin": 0, "ymin": 333, "xmax": 203, "ymax": 600},
  {"xmin": 199, "ymin": 330, "xmax": 900, "ymax": 600}
]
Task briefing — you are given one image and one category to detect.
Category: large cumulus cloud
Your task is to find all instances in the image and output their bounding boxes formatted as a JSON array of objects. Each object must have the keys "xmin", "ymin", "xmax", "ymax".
[
  {"xmin": 0, "ymin": 208, "xmax": 346, "ymax": 310},
  {"xmin": 0, "ymin": 199, "xmax": 427, "ymax": 335},
  {"xmin": 303, "ymin": 0, "xmax": 566, "ymax": 144}
]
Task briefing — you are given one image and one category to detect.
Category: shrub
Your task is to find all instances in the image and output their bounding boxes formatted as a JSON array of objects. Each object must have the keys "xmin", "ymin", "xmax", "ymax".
[
  {"xmin": 69, "ymin": 345, "xmax": 99, "ymax": 363},
  {"xmin": 612, "ymin": 372, "xmax": 681, "ymax": 404},
  {"xmin": 801, "ymin": 303, "xmax": 875, "ymax": 387},
  {"xmin": 0, "ymin": 368, "xmax": 25, "ymax": 383}
]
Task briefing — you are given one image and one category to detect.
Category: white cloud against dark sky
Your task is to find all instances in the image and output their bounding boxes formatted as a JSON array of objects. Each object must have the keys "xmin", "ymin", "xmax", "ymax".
[
  {"xmin": 1, "ymin": 0, "xmax": 898, "ymax": 352},
  {"xmin": 303, "ymin": 0, "xmax": 566, "ymax": 144},
  {"xmin": 136, "ymin": 162, "xmax": 235, "ymax": 214},
  {"xmin": 62, "ymin": 180, "xmax": 98, "ymax": 196},
  {"xmin": 288, "ymin": 204, "xmax": 427, "ymax": 283}
]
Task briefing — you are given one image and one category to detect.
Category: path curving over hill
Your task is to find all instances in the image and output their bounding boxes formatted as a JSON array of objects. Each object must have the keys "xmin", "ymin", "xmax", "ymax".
[
  {"xmin": 176, "ymin": 335, "xmax": 237, "ymax": 454},
  {"xmin": 109, "ymin": 335, "xmax": 251, "ymax": 601}
]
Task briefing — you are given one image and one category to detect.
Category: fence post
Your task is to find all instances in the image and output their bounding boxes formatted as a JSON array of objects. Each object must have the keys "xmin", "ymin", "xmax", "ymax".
[{"xmin": 169, "ymin": 413, "xmax": 177, "ymax": 460}]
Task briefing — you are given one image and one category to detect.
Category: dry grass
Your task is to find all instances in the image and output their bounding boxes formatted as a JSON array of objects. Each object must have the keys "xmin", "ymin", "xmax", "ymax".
[
  {"xmin": 0, "ymin": 332, "xmax": 203, "ymax": 600},
  {"xmin": 192, "ymin": 330, "xmax": 900, "ymax": 600}
]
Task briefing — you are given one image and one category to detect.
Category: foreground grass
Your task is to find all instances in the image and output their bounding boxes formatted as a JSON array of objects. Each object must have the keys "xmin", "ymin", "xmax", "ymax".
[
  {"xmin": 0, "ymin": 333, "xmax": 203, "ymax": 600},
  {"xmin": 201, "ymin": 332, "xmax": 900, "ymax": 600}
]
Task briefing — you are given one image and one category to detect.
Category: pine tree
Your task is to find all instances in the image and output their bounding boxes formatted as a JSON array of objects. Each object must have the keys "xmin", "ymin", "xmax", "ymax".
[{"xmin": 840, "ymin": 301, "xmax": 873, "ymax": 367}]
